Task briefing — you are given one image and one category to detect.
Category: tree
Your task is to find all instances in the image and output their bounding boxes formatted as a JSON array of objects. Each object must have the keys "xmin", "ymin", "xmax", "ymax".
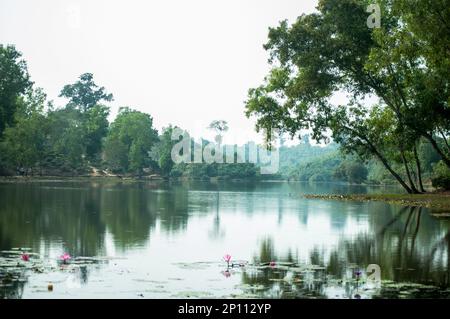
[
  {"xmin": 245, "ymin": 0, "xmax": 450, "ymax": 193},
  {"xmin": 0, "ymin": 45, "xmax": 32, "ymax": 136},
  {"xmin": 0, "ymin": 88, "xmax": 49, "ymax": 174},
  {"xmin": 152, "ymin": 126, "xmax": 176, "ymax": 176},
  {"xmin": 365, "ymin": 0, "xmax": 450, "ymax": 167},
  {"xmin": 84, "ymin": 104, "xmax": 110, "ymax": 161},
  {"xmin": 208, "ymin": 120, "xmax": 229, "ymax": 144},
  {"xmin": 104, "ymin": 107, "xmax": 158, "ymax": 175},
  {"xmin": 59, "ymin": 73, "xmax": 113, "ymax": 112},
  {"xmin": 46, "ymin": 106, "xmax": 86, "ymax": 171},
  {"xmin": 432, "ymin": 161, "xmax": 450, "ymax": 190},
  {"xmin": 58, "ymin": 73, "xmax": 111, "ymax": 162}
]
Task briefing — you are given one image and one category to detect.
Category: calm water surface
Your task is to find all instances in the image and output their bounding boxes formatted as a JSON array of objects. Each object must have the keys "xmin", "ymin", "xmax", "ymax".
[{"xmin": 0, "ymin": 180, "xmax": 449, "ymax": 299}]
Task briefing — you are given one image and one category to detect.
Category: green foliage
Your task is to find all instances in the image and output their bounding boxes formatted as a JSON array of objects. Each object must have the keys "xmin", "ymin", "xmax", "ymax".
[
  {"xmin": 46, "ymin": 107, "xmax": 87, "ymax": 171},
  {"xmin": 208, "ymin": 120, "xmax": 229, "ymax": 135},
  {"xmin": 288, "ymin": 152, "xmax": 342, "ymax": 182},
  {"xmin": 279, "ymin": 137, "xmax": 339, "ymax": 176},
  {"xmin": 103, "ymin": 138, "xmax": 128, "ymax": 173},
  {"xmin": 0, "ymin": 89, "xmax": 48, "ymax": 174},
  {"xmin": 0, "ymin": 67, "xmax": 111, "ymax": 175},
  {"xmin": 0, "ymin": 44, "xmax": 32, "ymax": 135},
  {"xmin": 84, "ymin": 105, "xmax": 110, "ymax": 162},
  {"xmin": 176, "ymin": 162, "xmax": 258, "ymax": 180},
  {"xmin": 208, "ymin": 120, "xmax": 229, "ymax": 145},
  {"xmin": 432, "ymin": 161, "xmax": 450, "ymax": 190},
  {"xmin": 245, "ymin": 0, "xmax": 450, "ymax": 193},
  {"xmin": 1, "ymin": 33, "xmax": 446, "ymax": 186},
  {"xmin": 104, "ymin": 107, "xmax": 158, "ymax": 175},
  {"xmin": 151, "ymin": 126, "xmax": 176, "ymax": 176},
  {"xmin": 283, "ymin": 139, "xmax": 441, "ymax": 187},
  {"xmin": 334, "ymin": 161, "xmax": 368, "ymax": 184},
  {"xmin": 59, "ymin": 73, "xmax": 113, "ymax": 112}
]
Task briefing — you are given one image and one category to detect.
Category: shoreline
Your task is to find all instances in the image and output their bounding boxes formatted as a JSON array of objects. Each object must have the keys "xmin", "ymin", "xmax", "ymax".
[
  {"xmin": 0, "ymin": 174, "xmax": 409, "ymax": 187},
  {"xmin": 304, "ymin": 193, "xmax": 450, "ymax": 213},
  {"xmin": 2, "ymin": 176, "xmax": 448, "ymax": 213}
]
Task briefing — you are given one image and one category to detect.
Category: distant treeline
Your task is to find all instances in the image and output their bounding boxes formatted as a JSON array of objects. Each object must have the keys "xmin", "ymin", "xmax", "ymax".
[
  {"xmin": 277, "ymin": 137, "xmax": 442, "ymax": 187},
  {"xmin": 0, "ymin": 45, "xmax": 260, "ymax": 179}
]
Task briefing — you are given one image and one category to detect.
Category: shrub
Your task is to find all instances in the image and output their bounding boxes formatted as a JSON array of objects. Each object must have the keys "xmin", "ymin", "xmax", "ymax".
[{"xmin": 431, "ymin": 161, "xmax": 450, "ymax": 190}]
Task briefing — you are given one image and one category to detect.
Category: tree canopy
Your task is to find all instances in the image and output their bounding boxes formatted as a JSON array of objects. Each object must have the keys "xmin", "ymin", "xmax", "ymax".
[
  {"xmin": 59, "ymin": 73, "xmax": 113, "ymax": 112},
  {"xmin": 245, "ymin": 0, "xmax": 450, "ymax": 193},
  {"xmin": 104, "ymin": 107, "xmax": 159, "ymax": 175},
  {"xmin": 0, "ymin": 45, "xmax": 32, "ymax": 135}
]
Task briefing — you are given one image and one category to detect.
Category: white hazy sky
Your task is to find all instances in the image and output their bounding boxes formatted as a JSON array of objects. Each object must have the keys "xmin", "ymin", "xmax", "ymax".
[{"xmin": 0, "ymin": 0, "xmax": 320, "ymax": 144}]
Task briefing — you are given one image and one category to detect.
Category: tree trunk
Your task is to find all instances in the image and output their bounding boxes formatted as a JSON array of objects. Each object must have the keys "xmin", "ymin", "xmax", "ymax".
[
  {"xmin": 342, "ymin": 124, "xmax": 414, "ymax": 194},
  {"xmin": 370, "ymin": 146, "xmax": 414, "ymax": 194},
  {"xmin": 401, "ymin": 151, "xmax": 420, "ymax": 194},
  {"xmin": 439, "ymin": 128, "xmax": 450, "ymax": 153},
  {"xmin": 367, "ymin": 72, "xmax": 450, "ymax": 169},
  {"xmin": 413, "ymin": 145, "xmax": 426, "ymax": 193}
]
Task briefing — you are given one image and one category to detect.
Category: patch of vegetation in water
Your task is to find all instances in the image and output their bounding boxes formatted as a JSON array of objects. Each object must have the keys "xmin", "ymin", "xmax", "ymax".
[
  {"xmin": 304, "ymin": 193, "xmax": 450, "ymax": 213},
  {"xmin": 0, "ymin": 249, "xmax": 115, "ymax": 298},
  {"xmin": 373, "ymin": 282, "xmax": 450, "ymax": 299}
]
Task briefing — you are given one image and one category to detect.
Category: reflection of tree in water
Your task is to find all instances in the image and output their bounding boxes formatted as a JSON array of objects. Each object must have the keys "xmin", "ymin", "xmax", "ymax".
[
  {"xmin": 95, "ymin": 182, "xmax": 191, "ymax": 249},
  {"xmin": 326, "ymin": 206, "xmax": 450, "ymax": 287},
  {"xmin": 0, "ymin": 270, "xmax": 26, "ymax": 299},
  {"xmin": 241, "ymin": 238, "xmax": 283, "ymax": 297},
  {"xmin": 0, "ymin": 180, "xmax": 209, "ymax": 298},
  {"xmin": 239, "ymin": 205, "xmax": 450, "ymax": 298},
  {"xmin": 209, "ymin": 190, "xmax": 225, "ymax": 240},
  {"xmin": 0, "ymin": 180, "xmax": 195, "ymax": 252},
  {"xmin": 157, "ymin": 184, "xmax": 190, "ymax": 235},
  {"xmin": 170, "ymin": 181, "xmax": 226, "ymax": 239},
  {"xmin": 239, "ymin": 238, "xmax": 328, "ymax": 298},
  {"xmin": 0, "ymin": 182, "xmax": 106, "ymax": 256},
  {"xmin": 100, "ymin": 183, "xmax": 157, "ymax": 249}
]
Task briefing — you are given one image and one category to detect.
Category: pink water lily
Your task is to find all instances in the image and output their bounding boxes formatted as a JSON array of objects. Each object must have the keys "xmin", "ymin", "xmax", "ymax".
[
  {"xmin": 223, "ymin": 254, "xmax": 232, "ymax": 267},
  {"xmin": 59, "ymin": 253, "xmax": 71, "ymax": 263},
  {"xmin": 21, "ymin": 254, "xmax": 30, "ymax": 262}
]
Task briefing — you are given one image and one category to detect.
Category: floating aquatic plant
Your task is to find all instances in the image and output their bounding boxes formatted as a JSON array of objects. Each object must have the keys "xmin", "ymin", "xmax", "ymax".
[
  {"xmin": 59, "ymin": 253, "xmax": 71, "ymax": 264},
  {"xmin": 223, "ymin": 254, "xmax": 231, "ymax": 267}
]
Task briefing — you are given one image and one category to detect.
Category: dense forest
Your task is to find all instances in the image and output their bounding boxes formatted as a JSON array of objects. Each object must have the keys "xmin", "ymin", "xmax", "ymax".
[{"xmin": 245, "ymin": 0, "xmax": 450, "ymax": 192}]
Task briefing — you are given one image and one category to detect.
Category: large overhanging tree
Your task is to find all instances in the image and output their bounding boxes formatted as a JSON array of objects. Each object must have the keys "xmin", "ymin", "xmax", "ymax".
[{"xmin": 245, "ymin": 0, "xmax": 449, "ymax": 194}]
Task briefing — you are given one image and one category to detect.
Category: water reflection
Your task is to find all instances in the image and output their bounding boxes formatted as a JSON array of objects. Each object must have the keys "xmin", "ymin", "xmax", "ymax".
[
  {"xmin": 0, "ymin": 180, "xmax": 449, "ymax": 298},
  {"xmin": 238, "ymin": 204, "xmax": 450, "ymax": 298}
]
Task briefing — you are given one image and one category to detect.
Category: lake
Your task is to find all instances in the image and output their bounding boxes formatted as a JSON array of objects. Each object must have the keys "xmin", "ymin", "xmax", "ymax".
[{"xmin": 1, "ymin": 180, "xmax": 449, "ymax": 299}]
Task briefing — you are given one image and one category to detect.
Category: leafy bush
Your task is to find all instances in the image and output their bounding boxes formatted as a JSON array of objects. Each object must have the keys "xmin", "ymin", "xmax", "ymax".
[{"xmin": 432, "ymin": 161, "xmax": 450, "ymax": 190}]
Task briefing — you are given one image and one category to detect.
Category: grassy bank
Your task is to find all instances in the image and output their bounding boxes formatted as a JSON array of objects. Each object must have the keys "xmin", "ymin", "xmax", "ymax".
[{"xmin": 304, "ymin": 193, "xmax": 450, "ymax": 212}]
